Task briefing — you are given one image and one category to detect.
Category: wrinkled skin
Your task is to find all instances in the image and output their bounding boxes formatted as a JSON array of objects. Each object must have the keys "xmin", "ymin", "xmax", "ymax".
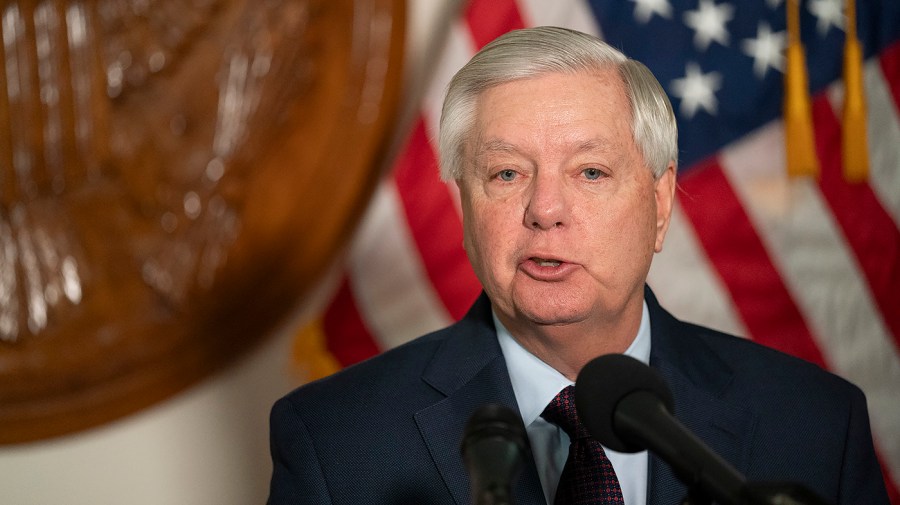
[{"xmin": 456, "ymin": 69, "xmax": 677, "ymax": 379}]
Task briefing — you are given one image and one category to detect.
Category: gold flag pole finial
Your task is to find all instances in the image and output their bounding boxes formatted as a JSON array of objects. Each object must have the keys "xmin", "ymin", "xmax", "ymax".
[
  {"xmin": 842, "ymin": 0, "xmax": 870, "ymax": 183},
  {"xmin": 784, "ymin": 0, "xmax": 820, "ymax": 178}
]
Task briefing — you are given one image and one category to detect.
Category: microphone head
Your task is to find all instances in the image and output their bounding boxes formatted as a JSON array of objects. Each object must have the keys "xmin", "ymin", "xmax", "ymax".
[
  {"xmin": 461, "ymin": 404, "xmax": 527, "ymax": 503},
  {"xmin": 462, "ymin": 403, "xmax": 527, "ymax": 452},
  {"xmin": 574, "ymin": 354, "xmax": 674, "ymax": 453}
]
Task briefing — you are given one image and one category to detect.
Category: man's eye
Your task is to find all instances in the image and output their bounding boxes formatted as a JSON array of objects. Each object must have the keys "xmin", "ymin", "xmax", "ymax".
[
  {"xmin": 583, "ymin": 167, "xmax": 605, "ymax": 180},
  {"xmin": 497, "ymin": 169, "xmax": 517, "ymax": 182}
]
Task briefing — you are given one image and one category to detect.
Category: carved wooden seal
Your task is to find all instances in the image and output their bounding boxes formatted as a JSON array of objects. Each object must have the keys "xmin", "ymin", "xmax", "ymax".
[{"xmin": 0, "ymin": 0, "xmax": 405, "ymax": 443}]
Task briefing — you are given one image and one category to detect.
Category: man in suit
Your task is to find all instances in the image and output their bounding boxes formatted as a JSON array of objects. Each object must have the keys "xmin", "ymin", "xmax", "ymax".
[{"xmin": 267, "ymin": 27, "xmax": 889, "ymax": 504}]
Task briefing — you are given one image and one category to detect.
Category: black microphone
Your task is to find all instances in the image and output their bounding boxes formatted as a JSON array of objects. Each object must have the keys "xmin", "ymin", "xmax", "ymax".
[
  {"xmin": 574, "ymin": 354, "xmax": 750, "ymax": 505},
  {"xmin": 461, "ymin": 404, "xmax": 528, "ymax": 505},
  {"xmin": 575, "ymin": 355, "xmax": 832, "ymax": 505}
]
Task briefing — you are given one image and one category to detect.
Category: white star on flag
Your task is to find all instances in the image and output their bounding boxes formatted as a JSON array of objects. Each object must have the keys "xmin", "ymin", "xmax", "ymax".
[
  {"xmin": 741, "ymin": 21, "xmax": 786, "ymax": 78},
  {"xmin": 670, "ymin": 61, "xmax": 723, "ymax": 118},
  {"xmin": 808, "ymin": 0, "xmax": 845, "ymax": 36},
  {"xmin": 631, "ymin": 0, "xmax": 673, "ymax": 24},
  {"xmin": 683, "ymin": 0, "xmax": 735, "ymax": 51}
]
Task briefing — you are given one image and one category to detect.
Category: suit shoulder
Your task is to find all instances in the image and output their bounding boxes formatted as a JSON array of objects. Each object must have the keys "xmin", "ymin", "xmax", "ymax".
[
  {"xmin": 680, "ymin": 320, "xmax": 863, "ymax": 402},
  {"xmin": 279, "ymin": 294, "xmax": 496, "ymax": 412},
  {"xmin": 276, "ymin": 324, "xmax": 455, "ymax": 411}
]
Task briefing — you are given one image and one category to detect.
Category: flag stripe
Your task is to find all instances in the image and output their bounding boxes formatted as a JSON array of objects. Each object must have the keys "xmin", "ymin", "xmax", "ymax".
[
  {"xmin": 422, "ymin": 22, "xmax": 477, "ymax": 141},
  {"xmin": 865, "ymin": 55, "xmax": 900, "ymax": 226},
  {"xmin": 812, "ymin": 96, "xmax": 900, "ymax": 353},
  {"xmin": 884, "ymin": 465, "xmax": 900, "ymax": 505},
  {"xmin": 677, "ymin": 158, "xmax": 828, "ymax": 368},
  {"xmin": 393, "ymin": 118, "xmax": 482, "ymax": 319},
  {"xmin": 464, "ymin": 0, "xmax": 526, "ymax": 50},
  {"xmin": 348, "ymin": 182, "xmax": 452, "ymax": 348},
  {"xmin": 880, "ymin": 42, "xmax": 900, "ymax": 118},
  {"xmin": 518, "ymin": 0, "xmax": 604, "ymax": 37},
  {"xmin": 323, "ymin": 277, "xmax": 380, "ymax": 367},
  {"xmin": 880, "ymin": 454, "xmax": 900, "ymax": 505},
  {"xmin": 648, "ymin": 202, "xmax": 748, "ymax": 338}
]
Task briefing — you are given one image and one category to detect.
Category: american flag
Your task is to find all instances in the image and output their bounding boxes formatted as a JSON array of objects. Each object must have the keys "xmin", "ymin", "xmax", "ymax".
[{"xmin": 298, "ymin": 0, "xmax": 900, "ymax": 500}]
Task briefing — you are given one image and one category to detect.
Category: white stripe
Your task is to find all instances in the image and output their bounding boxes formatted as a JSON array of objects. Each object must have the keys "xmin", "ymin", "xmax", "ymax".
[
  {"xmin": 823, "ymin": 58, "xmax": 900, "ymax": 227},
  {"xmin": 348, "ymin": 182, "xmax": 452, "ymax": 349},
  {"xmin": 719, "ymin": 121, "xmax": 900, "ymax": 483},
  {"xmin": 648, "ymin": 202, "xmax": 748, "ymax": 337},
  {"xmin": 864, "ymin": 59, "xmax": 900, "ymax": 226},
  {"xmin": 518, "ymin": 0, "xmax": 603, "ymax": 38},
  {"xmin": 422, "ymin": 21, "xmax": 477, "ymax": 145},
  {"xmin": 420, "ymin": 21, "xmax": 479, "ymax": 221}
]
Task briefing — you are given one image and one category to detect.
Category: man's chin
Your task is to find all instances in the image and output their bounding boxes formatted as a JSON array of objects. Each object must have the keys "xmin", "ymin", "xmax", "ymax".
[{"xmin": 514, "ymin": 301, "xmax": 589, "ymax": 327}]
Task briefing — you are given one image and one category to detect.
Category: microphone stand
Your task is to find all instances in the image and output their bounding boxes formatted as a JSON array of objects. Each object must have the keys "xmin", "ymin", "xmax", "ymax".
[
  {"xmin": 462, "ymin": 404, "xmax": 527, "ymax": 505},
  {"xmin": 616, "ymin": 392, "xmax": 830, "ymax": 505},
  {"xmin": 680, "ymin": 484, "xmax": 713, "ymax": 505}
]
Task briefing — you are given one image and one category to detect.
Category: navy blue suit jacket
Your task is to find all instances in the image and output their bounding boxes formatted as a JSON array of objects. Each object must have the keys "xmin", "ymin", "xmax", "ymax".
[{"xmin": 267, "ymin": 288, "xmax": 888, "ymax": 504}]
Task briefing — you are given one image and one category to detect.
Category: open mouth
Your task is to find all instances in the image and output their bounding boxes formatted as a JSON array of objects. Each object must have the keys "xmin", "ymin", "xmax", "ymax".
[
  {"xmin": 520, "ymin": 255, "xmax": 573, "ymax": 280},
  {"xmin": 531, "ymin": 257, "xmax": 562, "ymax": 267}
]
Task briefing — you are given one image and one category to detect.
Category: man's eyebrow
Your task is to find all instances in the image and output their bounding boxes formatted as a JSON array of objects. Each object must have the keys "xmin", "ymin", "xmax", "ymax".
[
  {"xmin": 573, "ymin": 138, "xmax": 615, "ymax": 152},
  {"xmin": 474, "ymin": 139, "xmax": 520, "ymax": 156},
  {"xmin": 472, "ymin": 138, "xmax": 618, "ymax": 161}
]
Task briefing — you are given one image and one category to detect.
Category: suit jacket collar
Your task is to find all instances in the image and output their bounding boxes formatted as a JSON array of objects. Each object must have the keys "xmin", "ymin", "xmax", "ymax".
[{"xmin": 415, "ymin": 292, "xmax": 547, "ymax": 505}]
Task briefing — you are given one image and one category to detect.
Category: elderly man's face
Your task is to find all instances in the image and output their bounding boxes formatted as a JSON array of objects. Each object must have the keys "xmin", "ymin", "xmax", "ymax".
[{"xmin": 457, "ymin": 69, "xmax": 675, "ymax": 333}]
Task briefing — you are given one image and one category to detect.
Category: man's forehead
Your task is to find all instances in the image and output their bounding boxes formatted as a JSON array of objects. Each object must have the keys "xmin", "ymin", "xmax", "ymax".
[
  {"xmin": 469, "ymin": 70, "xmax": 630, "ymax": 128},
  {"xmin": 472, "ymin": 137, "xmax": 620, "ymax": 157}
]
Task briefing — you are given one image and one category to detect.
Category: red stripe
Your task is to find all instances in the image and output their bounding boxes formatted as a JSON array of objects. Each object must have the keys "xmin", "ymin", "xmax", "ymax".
[
  {"xmin": 464, "ymin": 0, "xmax": 526, "ymax": 50},
  {"xmin": 878, "ymin": 449, "xmax": 900, "ymax": 505},
  {"xmin": 392, "ymin": 118, "xmax": 482, "ymax": 320},
  {"xmin": 879, "ymin": 40, "xmax": 900, "ymax": 113},
  {"xmin": 323, "ymin": 277, "xmax": 381, "ymax": 367},
  {"xmin": 677, "ymin": 158, "xmax": 828, "ymax": 368},
  {"xmin": 811, "ymin": 96, "xmax": 900, "ymax": 354}
]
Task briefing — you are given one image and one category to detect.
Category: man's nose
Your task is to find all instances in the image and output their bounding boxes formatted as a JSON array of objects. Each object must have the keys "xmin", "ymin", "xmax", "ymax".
[{"xmin": 524, "ymin": 174, "xmax": 567, "ymax": 230}]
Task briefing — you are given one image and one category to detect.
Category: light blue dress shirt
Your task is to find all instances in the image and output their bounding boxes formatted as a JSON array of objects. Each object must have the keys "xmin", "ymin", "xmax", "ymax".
[{"xmin": 495, "ymin": 302, "xmax": 652, "ymax": 505}]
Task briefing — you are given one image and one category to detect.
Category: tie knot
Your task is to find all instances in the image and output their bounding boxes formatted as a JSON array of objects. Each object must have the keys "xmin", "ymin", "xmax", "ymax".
[{"xmin": 541, "ymin": 385, "xmax": 590, "ymax": 440}]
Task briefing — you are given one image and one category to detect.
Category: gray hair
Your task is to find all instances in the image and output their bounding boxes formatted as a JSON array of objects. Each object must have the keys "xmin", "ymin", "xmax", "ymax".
[{"xmin": 438, "ymin": 26, "xmax": 678, "ymax": 180}]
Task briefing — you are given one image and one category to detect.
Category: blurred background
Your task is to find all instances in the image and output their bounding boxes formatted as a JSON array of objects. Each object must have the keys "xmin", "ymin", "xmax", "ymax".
[{"xmin": 1, "ymin": 0, "xmax": 898, "ymax": 504}]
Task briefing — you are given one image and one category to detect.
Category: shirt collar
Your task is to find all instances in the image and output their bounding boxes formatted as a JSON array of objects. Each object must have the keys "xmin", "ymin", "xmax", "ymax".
[{"xmin": 495, "ymin": 300, "xmax": 652, "ymax": 427}]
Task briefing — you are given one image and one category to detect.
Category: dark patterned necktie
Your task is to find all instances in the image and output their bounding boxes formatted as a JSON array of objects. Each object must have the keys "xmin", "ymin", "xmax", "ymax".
[{"xmin": 541, "ymin": 385, "xmax": 625, "ymax": 505}]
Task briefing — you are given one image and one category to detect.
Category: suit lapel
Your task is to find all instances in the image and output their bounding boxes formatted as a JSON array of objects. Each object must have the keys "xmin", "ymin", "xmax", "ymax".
[
  {"xmin": 414, "ymin": 294, "xmax": 546, "ymax": 505},
  {"xmin": 645, "ymin": 288, "xmax": 758, "ymax": 505}
]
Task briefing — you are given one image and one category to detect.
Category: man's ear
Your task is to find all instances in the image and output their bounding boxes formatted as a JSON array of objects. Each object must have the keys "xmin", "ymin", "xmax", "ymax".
[{"xmin": 654, "ymin": 162, "xmax": 677, "ymax": 253}]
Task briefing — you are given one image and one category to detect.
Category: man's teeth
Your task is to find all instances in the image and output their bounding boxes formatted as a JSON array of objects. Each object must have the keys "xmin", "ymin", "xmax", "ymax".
[{"xmin": 535, "ymin": 258, "xmax": 561, "ymax": 267}]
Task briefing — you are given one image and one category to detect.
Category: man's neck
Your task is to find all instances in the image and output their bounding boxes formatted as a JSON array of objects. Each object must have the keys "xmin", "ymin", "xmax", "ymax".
[{"xmin": 496, "ymin": 298, "xmax": 645, "ymax": 381}]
